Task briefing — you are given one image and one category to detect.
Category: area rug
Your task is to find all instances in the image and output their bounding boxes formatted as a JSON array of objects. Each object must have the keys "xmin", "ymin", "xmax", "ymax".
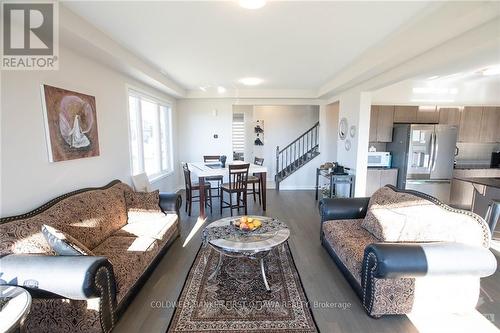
[{"xmin": 167, "ymin": 243, "xmax": 318, "ymax": 332}]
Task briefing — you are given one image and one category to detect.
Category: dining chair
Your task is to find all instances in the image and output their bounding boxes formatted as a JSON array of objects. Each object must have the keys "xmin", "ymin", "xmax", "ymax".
[
  {"xmin": 246, "ymin": 157, "xmax": 264, "ymax": 205},
  {"xmin": 183, "ymin": 163, "xmax": 212, "ymax": 216},
  {"xmin": 203, "ymin": 155, "xmax": 224, "ymax": 199},
  {"xmin": 220, "ymin": 163, "xmax": 250, "ymax": 216}
]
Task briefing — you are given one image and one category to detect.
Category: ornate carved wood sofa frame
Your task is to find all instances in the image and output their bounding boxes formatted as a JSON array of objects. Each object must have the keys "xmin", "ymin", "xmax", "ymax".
[{"xmin": 0, "ymin": 180, "xmax": 182, "ymax": 332}]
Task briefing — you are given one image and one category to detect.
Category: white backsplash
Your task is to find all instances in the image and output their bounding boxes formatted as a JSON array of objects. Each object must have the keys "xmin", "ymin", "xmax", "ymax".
[
  {"xmin": 456, "ymin": 142, "xmax": 500, "ymax": 165},
  {"xmin": 368, "ymin": 142, "xmax": 387, "ymax": 152}
]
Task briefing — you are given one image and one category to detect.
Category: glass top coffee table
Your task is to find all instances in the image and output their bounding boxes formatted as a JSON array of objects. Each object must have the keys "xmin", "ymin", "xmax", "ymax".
[
  {"xmin": 0, "ymin": 286, "xmax": 32, "ymax": 333},
  {"xmin": 202, "ymin": 215, "xmax": 290, "ymax": 291}
]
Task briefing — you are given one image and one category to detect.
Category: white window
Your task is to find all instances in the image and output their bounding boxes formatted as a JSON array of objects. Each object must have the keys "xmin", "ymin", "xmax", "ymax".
[
  {"xmin": 232, "ymin": 113, "xmax": 245, "ymax": 161},
  {"xmin": 128, "ymin": 89, "xmax": 173, "ymax": 179}
]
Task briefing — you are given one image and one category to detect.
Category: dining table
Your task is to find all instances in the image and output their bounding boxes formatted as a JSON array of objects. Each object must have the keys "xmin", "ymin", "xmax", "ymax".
[{"xmin": 187, "ymin": 161, "xmax": 267, "ymax": 219}]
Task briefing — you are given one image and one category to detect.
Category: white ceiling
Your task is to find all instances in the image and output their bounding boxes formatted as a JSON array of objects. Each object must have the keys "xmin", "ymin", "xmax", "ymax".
[
  {"xmin": 373, "ymin": 56, "xmax": 500, "ymax": 105},
  {"xmin": 63, "ymin": 1, "xmax": 432, "ymax": 92}
]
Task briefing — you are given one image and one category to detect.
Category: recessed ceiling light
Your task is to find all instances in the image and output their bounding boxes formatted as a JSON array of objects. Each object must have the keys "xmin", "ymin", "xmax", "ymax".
[
  {"xmin": 238, "ymin": 77, "xmax": 263, "ymax": 86},
  {"xmin": 481, "ymin": 65, "xmax": 500, "ymax": 76},
  {"xmin": 239, "ymin": 0, "xmax": 266, "ymax": 10},
  {"xmin": 217, "ymin": 86, "xmax": 226, "ymax": 94}
]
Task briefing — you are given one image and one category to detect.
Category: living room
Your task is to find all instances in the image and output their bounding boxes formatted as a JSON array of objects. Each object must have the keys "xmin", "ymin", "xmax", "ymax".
[{"xmin": 1, "ymin": 1, "xmax": 499, "ymax": 333}]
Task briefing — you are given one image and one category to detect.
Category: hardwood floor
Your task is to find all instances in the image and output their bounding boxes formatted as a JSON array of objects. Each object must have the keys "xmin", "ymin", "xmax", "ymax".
[{"xmin": 113, "ymin": 190, "xmax": 498, "ymax": 333}]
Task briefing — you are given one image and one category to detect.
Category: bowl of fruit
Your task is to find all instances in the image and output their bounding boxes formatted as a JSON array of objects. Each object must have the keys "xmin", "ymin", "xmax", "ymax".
[{"xmin": 233, "ymin": 216, "xmax": 262, "ymax": 232}]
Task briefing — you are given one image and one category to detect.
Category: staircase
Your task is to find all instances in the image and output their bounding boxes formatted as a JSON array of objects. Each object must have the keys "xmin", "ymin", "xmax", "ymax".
[{"xmin": 275, "ymin": 122, "xmax": 320, "ymax": 190}]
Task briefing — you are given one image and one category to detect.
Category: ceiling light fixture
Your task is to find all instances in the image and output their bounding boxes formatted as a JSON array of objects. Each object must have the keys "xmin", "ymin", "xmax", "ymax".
[
  {"xmin": 481, "ymin": 65, "xmax": 500, "ymax": 76},
  {"xmin": 199, "ymin": 86, "xmax": 207, "ymax": 92},
  {"xmin": 238, "ymin": 77, "xmax": 263, "ymax": 86},
  {"xmin": 217, "ymin": 86, "xmax": 226, "ymax": 94},
  {"xmin": 239, "ymin": 0, "xmax": 266, "ymax": 10}
]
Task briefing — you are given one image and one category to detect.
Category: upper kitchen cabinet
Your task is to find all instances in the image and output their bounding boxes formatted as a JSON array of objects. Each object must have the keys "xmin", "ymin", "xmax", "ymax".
[
  {"xmin": 458, "ymin": 107, "xmax": 482, "ymax": 142},
  {"xmin": 370, "ymin": 105, "xmax": 394, "ymax": 142},
  {"xmin": 369, "ymin": 106, "xmax": 379, "ymax": 142},
  {"xmin": 479, "ymin": 107, "xmax": 500, "ymax": 143},
  {"xmin": 377, "ymin": 106, "xmax": 394, "ymax": 142},
  {"xmin": 394, "ymin": 106, "xmax": 417, "ymax": 123},
  {"xmin": 416, "ymin": 106, "xmax": 439, "ymax": 123},
  {"xmin": 438, "ymin": 107, "xmax": 461, "ymax": 126}
]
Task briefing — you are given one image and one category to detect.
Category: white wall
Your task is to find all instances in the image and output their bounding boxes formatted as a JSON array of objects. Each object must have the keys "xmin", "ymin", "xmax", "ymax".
[
  {"xmin": 321, "ymin": 102, "xmax": 339, "ymax": 162},
  {"xmin": 336, "ymin": 90, "xmax": 371, "ymax": 196},
  {"xmin": 1, "ymin": 46, "xmax": 179, "ymax": 216},
  {"xmin": 253, "ymin": 105, "xmax": 320, "ymax": 189},
  {"xmin": 177, "ymin": 99, "xmax": 234, "ymax": 164},
  {"xmin": 372, "ymin": 77, "xmax": 500, "ymax": 106},
  {"xmin": 177, "ymin": 99, "xmax": 321, "ymax": 189}
]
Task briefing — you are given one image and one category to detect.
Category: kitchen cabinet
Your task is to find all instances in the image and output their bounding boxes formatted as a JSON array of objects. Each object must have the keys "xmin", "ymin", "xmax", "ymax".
[
  {"xmin": 416, "ymin": 106, "xmax": 439, "ymax": 123},
  {"xmin": 394, "ymin": 106, "xmax": 418, "ymax": 123},
  {"xmin": 369, "ymin": 105, "xmax": 394, "ymax": 142},
  {"xmin": 458, "ymin": 107, "xmax": 482, "ymax": 142},
  {"xmin": 377, "ymin": 106, "xmax": 394, "ymax": 142},
  {"xmin": 369, "ymin": 106, "xmax": 378, "ymax": 142},
  {"xmin": 438, "ymin": 107, "xmax": 461, "ymax": 126},
  {"xmin": 366, "ymin": 168, "xmax": 398, "ymax": 196},
  {"xmin": 479, "ymin": 107, "xmax": 500, "ymax": 143}
]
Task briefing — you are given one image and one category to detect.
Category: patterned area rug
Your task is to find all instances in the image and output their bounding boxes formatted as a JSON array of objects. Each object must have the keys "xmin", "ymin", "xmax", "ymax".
[{"xmin": 167, "ymin": 243, "xmax": 318, "ymax": 332}]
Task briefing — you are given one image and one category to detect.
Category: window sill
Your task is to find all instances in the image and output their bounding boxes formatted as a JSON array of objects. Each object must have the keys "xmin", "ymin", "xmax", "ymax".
[{"xmin": 149, "ymin": 171, "xmax": 175, "ymax": 184}]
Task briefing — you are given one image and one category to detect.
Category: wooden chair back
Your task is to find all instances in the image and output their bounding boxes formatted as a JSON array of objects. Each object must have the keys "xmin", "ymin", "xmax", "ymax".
[
  {"xmin": 228, "ymin": 163, "xmax": 250, "ymax": 192},
  {"xmin": 203, "ymin": 155, "xmax": 220, "ymax": 163},
  {"xmin": 182, "ymin": 163, "xmax": 192, "ymax": 190},
  {"xmin": 254, "ymin": 157, "xmax": 264, "ymax": 166}
]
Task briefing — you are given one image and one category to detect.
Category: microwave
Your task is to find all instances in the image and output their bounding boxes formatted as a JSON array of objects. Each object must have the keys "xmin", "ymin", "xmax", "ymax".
[{"xmin": 368, "ymin": 152, "xmax": 392, "ymax": 168}]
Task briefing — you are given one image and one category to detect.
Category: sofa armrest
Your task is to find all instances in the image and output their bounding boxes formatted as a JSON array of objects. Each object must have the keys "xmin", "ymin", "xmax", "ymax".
[
  {"xmin": 0, "ymin": 254, "xmax": 116, "ymax": 300},
  {"xmin": 319, "ymin": 197, "xmax": 370, "ymax": 222},
  {"xmin": 363, "ymin": 242, "xmax": 497, "ymax": 280},
  {"xmin": 1, "ymin": 254, "xmax": 117, "ymax": 332},
  {"xmin": 159, "ymin": 192, "xmax": 182, "ymax": 215}
]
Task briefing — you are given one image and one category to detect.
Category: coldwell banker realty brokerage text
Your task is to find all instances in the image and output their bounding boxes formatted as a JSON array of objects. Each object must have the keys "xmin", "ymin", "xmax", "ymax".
[{"xmin": 1, "ymin": 1, "xmax": 59, "ymax": 70}]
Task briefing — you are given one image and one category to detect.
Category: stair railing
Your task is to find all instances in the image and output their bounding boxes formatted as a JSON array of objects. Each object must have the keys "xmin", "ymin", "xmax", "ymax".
[{"xmin": 275, "ymin": 122, "xmax": 319, "ymax": 185}]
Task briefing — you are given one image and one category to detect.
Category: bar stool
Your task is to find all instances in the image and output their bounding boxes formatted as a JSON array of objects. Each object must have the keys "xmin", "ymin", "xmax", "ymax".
[
  {"xmin": 221, "ymin": 163, "xmax": 250, "ymax": 216},
  {"xmin": 203, "ymin": 155, "xmax": 224, "ymax": 200},
  {"xmin": 183, "ymin": 163, "xmax": 212, "ymax": 216},
  {"xmin": 247, "ymin": 157, "xmax": 264, "ymax": 205}
]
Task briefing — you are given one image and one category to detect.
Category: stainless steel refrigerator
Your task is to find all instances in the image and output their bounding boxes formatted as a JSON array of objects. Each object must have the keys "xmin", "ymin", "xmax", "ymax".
[{"xmin": 387, "ymin": 124, "xmax": 458, "ymax": 203}]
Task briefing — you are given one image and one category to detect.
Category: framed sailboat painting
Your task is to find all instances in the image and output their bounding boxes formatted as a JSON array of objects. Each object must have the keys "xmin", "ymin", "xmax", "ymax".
[{"xmin": 41, "ymin": 84, "xmax": 100, "ymax": 162}]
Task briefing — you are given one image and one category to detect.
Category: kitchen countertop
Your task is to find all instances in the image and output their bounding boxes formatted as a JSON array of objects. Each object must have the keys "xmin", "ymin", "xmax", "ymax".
[
  {"xmin": 454, "ymin": 177, "xmax": 500, "ymax": 189},
  {"xmin": 454, "ymin": 165, "xmax": 497, "ymax": 170},
  {"xmin": 367, "ymin": 167, "xmax": 398, "ymax": 170}
]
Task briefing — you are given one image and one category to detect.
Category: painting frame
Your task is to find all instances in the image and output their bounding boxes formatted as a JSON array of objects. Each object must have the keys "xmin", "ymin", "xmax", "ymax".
[{"xmin": 41, "ymin": 84, "xmax": 100, "ymax": 162}]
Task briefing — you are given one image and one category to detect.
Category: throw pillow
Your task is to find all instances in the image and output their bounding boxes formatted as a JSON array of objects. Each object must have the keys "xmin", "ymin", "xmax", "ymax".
[
  {"xmin": 41, "ymin": 224, "xmax": 94, "ymax": 255},
  {"xmin": 361, "ymin": 186, "xmax": 489, "ymax": 247},
  {"xmin": 125, "ymin": 190, "xmax": 161, "ymax": 212}
]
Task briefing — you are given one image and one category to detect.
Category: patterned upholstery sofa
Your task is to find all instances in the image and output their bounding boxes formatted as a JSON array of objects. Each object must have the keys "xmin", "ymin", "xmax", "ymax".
[
  {"xmin": 320, "ymin": 185, "xmax": 497, "ymax": 318},
  {"xmin": 0, "ymin": 180, "xmax": 182, "ymax": 332}
]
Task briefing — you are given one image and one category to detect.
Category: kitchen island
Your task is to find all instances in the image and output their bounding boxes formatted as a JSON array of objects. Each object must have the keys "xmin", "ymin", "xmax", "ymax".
[
  {"xmin": 455, "ymin": 177, "xmax": 500, "ymax": 237},
  {"xmin": 450, "ymin": 168, "xmax": 500, "ymax": 209}
]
